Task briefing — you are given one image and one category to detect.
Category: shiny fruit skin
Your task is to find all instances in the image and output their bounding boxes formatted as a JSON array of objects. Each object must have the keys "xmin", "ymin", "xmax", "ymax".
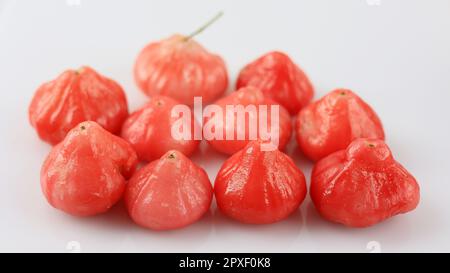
[
  {"xmin": 125, "ymin": 150, "xmax": 213, "ymax": 230},
  {"xmin": 295, "ymin": 89, "xmax": 385, "ymax": 161},
  {"xmin": 205, "ymin": 86, "xmax": 292, "ymax": 155},
  {"xmin": 214, "ymin": 140, "xmax": 307, "ymax": 224},
  {"xmin": 40, "ymin": 121, "xmax": 138, "ymax": 216},
  {"xmin": 29, "ymin": 66, "xmax": 128, "ymax": 145},
  {"xmin": 134, "ymin": 34, "xmax": 228, "ymax": 106},
  {"xmin": 236, "ymin": 51, "xmax": 314, "ymax": 115},
  {"xmin": 121, "ymin": 95, "xmax": 200, "ymax": 162},
  {"xmin": 310, "ymin": 138, "xmax": 420, "ymax": 227}
]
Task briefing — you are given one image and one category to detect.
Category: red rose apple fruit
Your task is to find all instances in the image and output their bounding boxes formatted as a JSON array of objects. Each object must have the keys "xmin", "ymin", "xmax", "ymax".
[
  {"xmin": 121, "ymin": 95, "xmax": 200, "ymax": 161},
  {"xmin": 295, "ymin": 89, "xmax": 385, "ymax": 161},
  {"xmin": 125, "ymin": 150, "xmax": 213, "ymax": 230},
  {"xmin": 204, "ymin": 86, "xmax": 292, "ymax": 155},
  {"xmin": 40, "ymin": 121, "xmax": 138, "ymax": 216},
  {"xmin": 310, "ymin": 138, "xmax": 420, "ymax": 227},
  {"xmin": 237, "ymin": 51, "xmax": 314, "ymax": 115},
  {"xmin": 214, "ymin": 140, "xmax": 307, "ymax": 224},
  {"xmin": 29, "ymin": 66, "xmax": 128, "ymax": 145},
  {"xmin": 134, "ymin": 13, "xmax": 228, "ymax": 106}
]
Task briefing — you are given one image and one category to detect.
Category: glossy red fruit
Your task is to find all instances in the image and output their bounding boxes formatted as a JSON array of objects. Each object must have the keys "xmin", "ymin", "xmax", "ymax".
[
  {"xmin": 134, "ymin": 34, "xmax": 228, "ymax": 106},
  {"xmin": 215, "ymin": 140, "xmax": 307, "ymax": 224},
  {"xmin": 204, "ymin": 86, "xmax": 292, "ymax": 155},
  {"xmin": 295, "ymin": 89, "xmax": 385, "ymax": 161},
  {"xmin": 121, "ymin": 95, "xmax": 200, "ymax": 162},
  {"xmin": 311, "ymin": 138, "xmax": 420, "ymax": 227},
  {"xmin": 41, "ymin": 121, "xmax": 138, "ymax": 216},
  {"xmin": 29, "ymin": 66, "xmax": 128, "ymax": 145},
  {"xmin": 125, "ymin": 150, "xmax": 213, "ymax": 230},
  {"xmin": 237, "ymin": 51, "xmax": 314, "ymax": 115}
]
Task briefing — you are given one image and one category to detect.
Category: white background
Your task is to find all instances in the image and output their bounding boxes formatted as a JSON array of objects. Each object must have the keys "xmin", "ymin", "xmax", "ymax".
[{"xmin": 1, "ymin": 0, "xmax": 450, "ymax": 253}]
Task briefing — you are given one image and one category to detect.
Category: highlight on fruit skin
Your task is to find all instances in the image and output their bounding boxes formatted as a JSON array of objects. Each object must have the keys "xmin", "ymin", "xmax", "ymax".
[
  {"xmin": 237, "ymin": 51, "xmax": 314, "ymax": 115},
  {"xmin": 295, "ymin": 88, "xmax": 385, "ymax": 161},
  {"xmin": 40, "ymin": 121, "xmax": 138, "ymax": 217},
  {"xmin": 214, "ymin": 140, "xmax": 307, "ymax": 224},
  {"xmin": 125, "ymin": 150, "xmax": 213, "ymax": 230},
  {"xmin": 310, "ymin": 138, "xmax": 420, "ymax": 228},
  {"xmin": 204, "ymin": 86, "xmax": 292, "ymax": 155},
  {"xmin": 29, "ymin": 66, "xmax": 129, "ymax": 145},
  {"xmin": 121, "ymin": 95, "xmax": 200, "ymax": 162}
]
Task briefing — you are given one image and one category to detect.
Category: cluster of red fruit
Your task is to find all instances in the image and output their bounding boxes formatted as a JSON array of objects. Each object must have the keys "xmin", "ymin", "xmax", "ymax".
[{"xmin": 28, "ymin": 15, "xmax": 419, "ymax": 230}]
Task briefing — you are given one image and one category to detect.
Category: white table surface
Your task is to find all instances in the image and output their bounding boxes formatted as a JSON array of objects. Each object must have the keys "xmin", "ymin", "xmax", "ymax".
[{"xmin": 1, "ymin": 0, "xmax": 450, "ymax": 253}]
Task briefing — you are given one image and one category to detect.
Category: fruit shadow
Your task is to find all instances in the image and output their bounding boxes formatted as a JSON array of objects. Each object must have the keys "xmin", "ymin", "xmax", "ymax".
[
  {"xmin": 67, "ymin": 200, "xmax": 214, "ymax": 252},
  {"xmin": 211, "ymin": 206, "xmax": 304, "ymax": 251},
  {"xmin": 303, "ymin": 199, "xmax": 422, "ymax": 251}
]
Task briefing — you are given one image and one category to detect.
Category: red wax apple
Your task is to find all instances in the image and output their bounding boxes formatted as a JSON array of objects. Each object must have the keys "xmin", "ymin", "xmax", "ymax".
[
  {"xmin": 29, "ymin": 66, "xmax": 128, "ymax": 145},
  {"xmin": 204, "ymin": 86, "xmax": 292, "ymax": 155},
  {"xmin": 214, "ymin": 140, "xmax": 307, "ymax": 224},
  {"xmin": 295, "ymin": 89, "xmax": 385, "ymax": 161},
  {"xmin": 310, "ymin": 138, "xmax": 420, "ymax": 227},
  {"xmin": 237, "ymin": 51, "xmax": 314, "ymax": 115},
  {"xmin": 125, "ymin": 150, "xmax": 213, "ymax": 230},
  {"xmin": 134, "ymin": 13, "xmax": 228, "ymax": 106},
  {"xmin": 121, "ymin": 95, "xmax": 200, "ymax": 161},
  {"xmin": 41, "ymin": 121, "xmax": 138, "ymax": 216}
]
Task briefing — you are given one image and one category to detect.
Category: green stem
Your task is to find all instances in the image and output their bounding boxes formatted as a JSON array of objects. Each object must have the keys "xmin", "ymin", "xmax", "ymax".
[{"xmin": 184, "ymin": 11, "xmax": 224, "ymax": 41}]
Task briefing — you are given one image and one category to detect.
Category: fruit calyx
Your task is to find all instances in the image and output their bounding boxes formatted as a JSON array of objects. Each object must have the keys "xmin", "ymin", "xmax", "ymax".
[{"xmin": 346, "ymin": 138, "xmax": 392, "ymax": 163}]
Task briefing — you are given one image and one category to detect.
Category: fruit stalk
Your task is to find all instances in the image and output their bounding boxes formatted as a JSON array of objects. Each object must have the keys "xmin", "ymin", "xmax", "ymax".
[{"xmin": 184, "ymin": 11, "xmax": 224, "ymax": 41}]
